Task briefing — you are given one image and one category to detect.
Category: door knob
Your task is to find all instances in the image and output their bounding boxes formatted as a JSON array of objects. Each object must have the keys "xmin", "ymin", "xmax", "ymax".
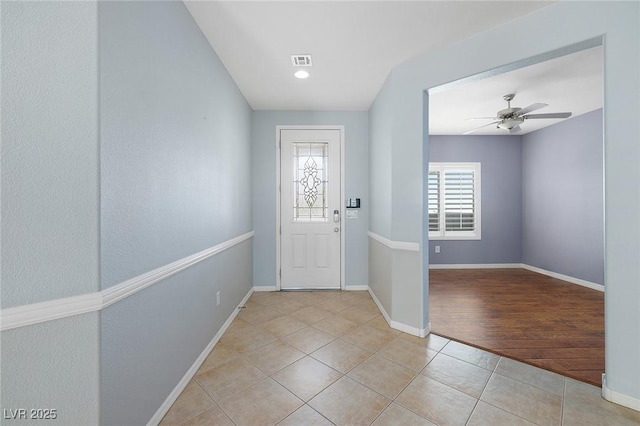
[{"xmin": 334, "ymin": 227, "xmax": 340, "ymax": 232}]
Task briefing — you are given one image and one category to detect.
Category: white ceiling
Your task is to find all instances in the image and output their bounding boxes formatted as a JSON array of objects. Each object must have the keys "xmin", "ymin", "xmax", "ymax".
[
  {"xmin": 185, "ymin": 1, "xmax": 602, "ymax": 135},
  {"xmin": 429, "ymin": 45, "xmax": 603, "ymax": 135}
]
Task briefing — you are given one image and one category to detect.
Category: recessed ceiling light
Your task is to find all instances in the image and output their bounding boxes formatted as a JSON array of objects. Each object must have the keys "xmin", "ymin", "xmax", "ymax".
[{"xmin": 294, "ymin": 70, "xmax": 310, "ymax": 79}]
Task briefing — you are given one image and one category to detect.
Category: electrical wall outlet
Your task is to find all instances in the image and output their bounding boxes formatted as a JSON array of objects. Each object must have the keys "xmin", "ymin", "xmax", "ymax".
[
  {"xmin": 435, "ymin": 245, "xmax": 440, "ymax": 253},
  {"xmin": 216, "ymin": 291, "xmax": 220, "ymax": 306}
]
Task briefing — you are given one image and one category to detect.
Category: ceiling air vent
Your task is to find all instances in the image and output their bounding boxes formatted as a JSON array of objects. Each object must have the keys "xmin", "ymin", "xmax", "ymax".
[{"xmin": 291, "ymin": 55, "xmax": 312, "ymax": 67}]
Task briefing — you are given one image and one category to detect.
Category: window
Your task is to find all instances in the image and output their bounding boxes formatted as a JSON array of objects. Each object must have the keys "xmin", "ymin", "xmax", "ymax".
[
  {"xmin": 292, "ymin": 142, "xmax": 329, "ymax": 221},
  {"xmin": 428, "ymin": 162, "xmax": 481, "ymax": 240}
]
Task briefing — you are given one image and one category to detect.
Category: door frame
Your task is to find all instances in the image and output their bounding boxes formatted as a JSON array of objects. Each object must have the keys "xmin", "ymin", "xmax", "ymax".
[{"xmin": 275, "ymin": 125, "xmax": 346, "ymax": 291}]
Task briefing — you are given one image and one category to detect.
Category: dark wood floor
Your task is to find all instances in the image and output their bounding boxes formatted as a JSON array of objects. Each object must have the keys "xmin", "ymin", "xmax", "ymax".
[{"xmin": 429, "ymin": 268, "xmax": 605, "ymax": 386}]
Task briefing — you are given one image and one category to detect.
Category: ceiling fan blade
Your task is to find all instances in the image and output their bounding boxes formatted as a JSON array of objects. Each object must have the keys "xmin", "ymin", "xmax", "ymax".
[
  {"xmin": 516, "ymin": 103, "xmax": 548, "ymax": 116},
  {"xmin": 523, "ymin": 112, "xmax": 572, "ymax": 119},
  {"xmin": 466, "ymin": 117, "xmax": 499, "ymax": 121},
  {"xmin": 463, "ymin": 120, "xmax": 500, "ymax": 135},
  {"xmin": 509, "ymin": 125, "xmax": 522, "ymax": 134}
]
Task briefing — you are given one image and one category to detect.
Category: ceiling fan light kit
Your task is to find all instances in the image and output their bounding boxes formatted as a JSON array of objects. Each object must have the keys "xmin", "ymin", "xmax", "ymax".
[
  {"xmin": 497, "ymin": 117, "xmax": 524, "ymax": 130},
  {"xmin": 464, "ymin": 93, "xmax": 572, "ymax": 135}
]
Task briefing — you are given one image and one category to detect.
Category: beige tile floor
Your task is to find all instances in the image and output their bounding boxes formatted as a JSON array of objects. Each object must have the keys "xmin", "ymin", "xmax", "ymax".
[{"xmin": 160, "ymin": 291, "xmax": 640, "ymax": 426}]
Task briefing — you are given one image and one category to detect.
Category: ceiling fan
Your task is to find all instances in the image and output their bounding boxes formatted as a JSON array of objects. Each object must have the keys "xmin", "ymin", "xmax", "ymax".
[{"xmin": 464, "ymin": 93, "xmax": 572, "ymax": 135}]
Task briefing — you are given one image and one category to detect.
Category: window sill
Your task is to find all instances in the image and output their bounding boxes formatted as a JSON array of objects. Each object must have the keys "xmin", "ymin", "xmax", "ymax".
[{"xmin": 428, "ymin": 235, "xmax": 482, "ymax": 241}]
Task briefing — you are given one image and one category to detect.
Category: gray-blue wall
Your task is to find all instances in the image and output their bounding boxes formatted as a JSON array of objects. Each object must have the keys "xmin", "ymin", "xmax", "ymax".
[
  {"xmin": 99, "ymin": 2, "xmax": 252, "ymax": 424},
  {"xmin": 1, "ymin": 2, "xmax": 101, "ymax": 424},
  {"xmin": 252, "ymin": 111, "xmax": 369, "ymax": 289},
  {"xmin": 3, "ymin": 1, "xmax": 638, "ymax": 420},
  {"xmin": 100, "ymin": 1, "xmax": 252, "ymax": 289},
  {"xmin": 369, "ymin": 76, "xmax": 394, "ymax": 237},
  {"xmin": 374, "ymin": 1, "xmax": 638, "ymax": 401},
  {"xmin": 1, "ymin": 1, "xmax": 99, "ymax": 308},
  {"xmin": 428, "ymin": 135, "xmax": 523, "ymax": 264},
  {"xmin": 428, "ymin": 111, "xmax": 604, "ymax": 284},
  {"xmin": 523, "ymin": 109, "xmax": 604, "ymax": 285},
  {"xmin": 368, "ymin": 75, "xmax": 426, "ymax": 331},
  {"xmin": 429, "ymin": 110, "xmax": 604, "ymax": 284}
]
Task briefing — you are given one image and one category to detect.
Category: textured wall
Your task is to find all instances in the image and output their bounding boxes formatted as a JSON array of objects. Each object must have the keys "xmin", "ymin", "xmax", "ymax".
[
  {"xmin": 101, "ymin": 242, "xmax": 252, "ymax": 425},
  {"xmin": 1, "ymin": 315, "xmax": 100, "ymax": 426},
  {"xmin": 98, "ymin": 2, "xmax": 253, "ymax": 424},
  {"xmin": 1, "ymin": 1, "xmax": 99, "ymax": 308},
  {"xmin": 368, "ymin": 76, "xmax": 394, "ymax": 238},
  {"xmin": 428, "ymin": 135, "xmax": 523, "ymax": 265},
  {"xmin": 368, "ymin": 74, "xmax": 427, "ymax": 331},
  {"xmin": 367, "ymin": 78, "xmax": 396, "ymax": 324},
  {"xmin": 523, "ymin": 109, "xmax": 604, "ymax": 284},
  {"xmin": 368, "ymin": 239, "xmax": 392, "ymax": 314},
  {"xmin": 251, "ymin": 111, "xmax": 369, "ymax": 288},
  {"xmin": 428, "ymin": 122, "xmax": 603, "ymax": 281},
  {"xmin": 0, "ymin": 2, "xmax": 100, "ymax": 424},
  {"xmin": 99, "ymin": 1, "xmax": 252, "ymax": 289},
  {"xmin": 377, "ymin": 1, "xmax": 639, "ymax": 402}
]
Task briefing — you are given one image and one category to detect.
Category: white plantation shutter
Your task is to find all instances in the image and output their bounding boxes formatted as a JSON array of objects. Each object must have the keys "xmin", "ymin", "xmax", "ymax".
[
  {"xmin": 444, "ymin": 170, "xmax": 475, "ymax": 232},
  {"xmin": 428, "ymin": 171, "xmax": 440, "ymax": 232},
  {"xmin": 428, "ymin": 163, "xmax": 481, "ymax": 240}
]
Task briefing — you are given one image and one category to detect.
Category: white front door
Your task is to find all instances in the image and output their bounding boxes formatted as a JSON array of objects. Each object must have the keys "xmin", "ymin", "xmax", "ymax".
[{"xmin": 279, "ymin": 128, "xmax": 342, "ymax": 289}]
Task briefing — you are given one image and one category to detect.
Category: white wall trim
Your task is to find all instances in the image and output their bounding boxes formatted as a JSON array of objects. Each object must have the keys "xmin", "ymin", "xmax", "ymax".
[
  {"xmin": 147, "ymin": 287, "xmax": 254, "ymax": 426},
  {"xmin": 428, "ymin": 263, "xmax": 605, "ymax": 292},
  {"xmin": 0, "ymin": 292, "xmax": 103, "ymax": 332},
  {"xmin": 103, "ymin": 232, "xmax": 254, "ymax": 308},
  {"xmin": 253, "ymin": 286, "xmax": 277, "ymax": 292},
  {"xmin": 390, "ymin": 318, "xmax": 430, "ymax": 338},
  {"xmin": 429, "ymin": 263, "xmax": 521, "ymax": 270},
  {"xmin": 345, "ymin": 285, "xmax": 369, "ymax": 291},
  {"xmin": 602, "ymin": 374, "xmax": 640, "ymax": 412},
  {"xmin": 367, "ymin": 287, "xmax": 429, "ymax": 338},
  {"xmin": 0, "ymin": 231, "xmax": 255, "ymax": 332},
  {"xmin": 520, "ymin": 264, "xmax": 604, "ymax": 292},
  {"xmin": 246, "ymin": 285, "xmax": 370, "ymax": 293},
  {"xmin": 368, "ymin": 231, "xmax": 420, "ymax": 252}
]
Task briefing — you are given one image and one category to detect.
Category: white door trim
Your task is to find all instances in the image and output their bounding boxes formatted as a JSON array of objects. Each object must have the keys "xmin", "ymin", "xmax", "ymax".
[{"xmin": 276, "ymin": 125, "xmax": 346, "ymax": 290}]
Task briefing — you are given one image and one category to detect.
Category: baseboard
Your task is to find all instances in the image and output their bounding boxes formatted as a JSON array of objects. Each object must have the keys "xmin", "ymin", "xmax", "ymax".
[
  {"xmin": 253, "ymin": 285, "xmax": 369, "ymax": 292},
  {"xmin": 520, "ymin": 264, "xmax": 604, "ymax": 292},
  {"xmin": 389, "ymin": 318, "xmax": 429, "ymax": 338},
  {"xmin": 345, "ymin": 285, "xmax": 369, "ymax": 291},
  {"xmin": 429, "ymin": 263, "xmax": 521, "ymax": 270},
  {"xmin": 147, "ymin": 287, "xmax": 254, "ymax": 426},
  {"xmin": 428, "ymin": 263, "xmax": 604, "ymax": 292},
  {"xmin": 253, "ymin": 286, "xmax": 277, "ymax": 292},
  {"xmin": 367, "ymin": 287, "xmax": 429, "ymax": 338},
  {"xmin": 367, "ymin": 287, "xmax": 392, "ymax": 326},
  {"xmin": 602, "ymin": 374, "xmax": 640, "ymax": 412}
]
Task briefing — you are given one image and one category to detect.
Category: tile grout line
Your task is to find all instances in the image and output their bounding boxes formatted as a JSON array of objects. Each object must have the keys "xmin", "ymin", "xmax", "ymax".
[
  {"xmin": 168, "ymin": 291, "xmax": 596, "ymax": 426},
  {"xmin": 355, "ymin": 333, "xmax": 450, "ymax": 425},
  {"xmin": 176, "ymin": 294, "xmax": 376, "ymax": 425},
  {"xmin": 269, "ymin": 307, "xmax": 440, "ymax": 424},
  {"xmin": 190, "ymin": 295, "xmax": 435, "ymax": 424},
  {"xmin": 175, "ymin": 291, "xmax": 625, "ymax": 425},
  {"xmin": 479, "ymin": 372, "xmax": 562, "ymax": 425},
  {"xmin": 170, "ymin": 390, "xmax": 213, "ymax": 426}
]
